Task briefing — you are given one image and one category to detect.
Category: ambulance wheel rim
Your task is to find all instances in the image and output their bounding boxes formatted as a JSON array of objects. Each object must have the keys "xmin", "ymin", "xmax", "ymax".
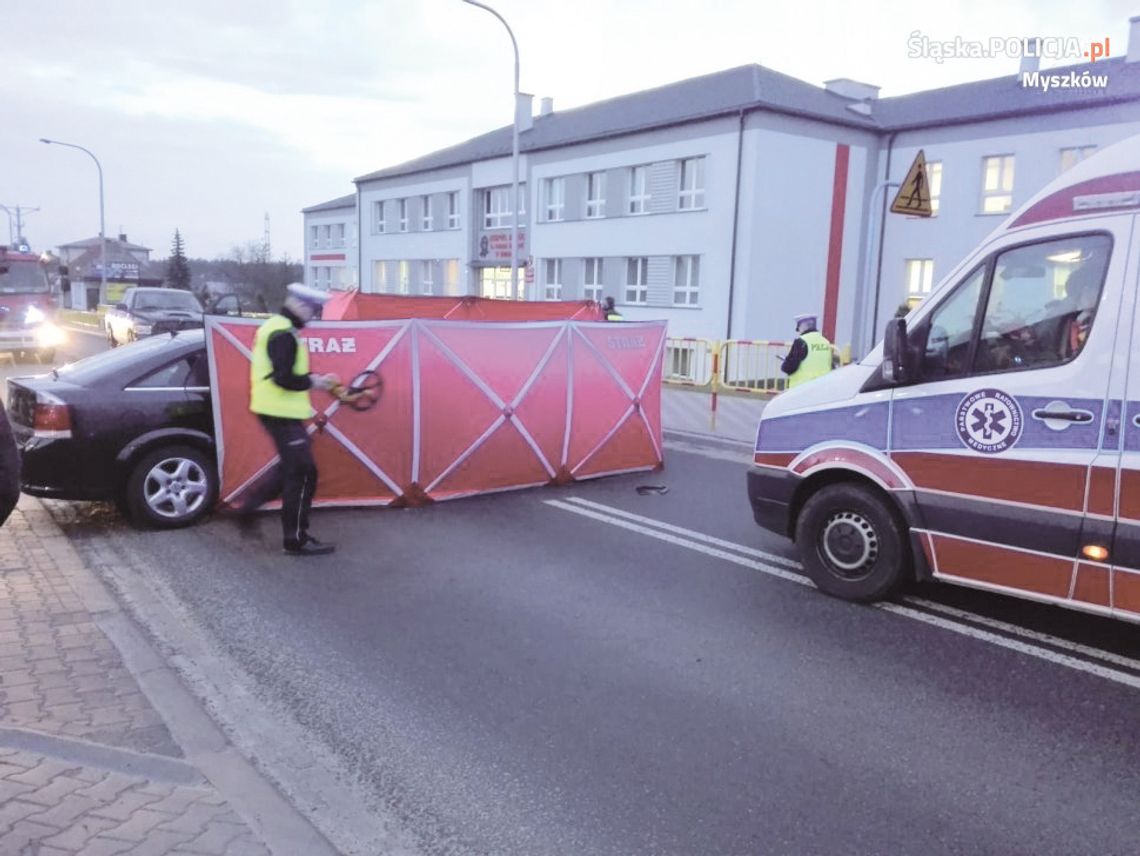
[{"xmin": 820, "ymin": 511, "xmax": 879, "ymax": 578}]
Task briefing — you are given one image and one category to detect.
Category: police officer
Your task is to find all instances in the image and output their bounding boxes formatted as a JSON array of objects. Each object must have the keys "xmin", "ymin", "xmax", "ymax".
[
  {"xmin": 602, "ymin": 296, "xmax": 624, "ymax": 321},
  {"xmin": 236, "ymin": 283, "xmax": 340, "ymax": 556},
  {"xmin": 781, "ymin": 313, "xmax": 833, "ymax": 389}
]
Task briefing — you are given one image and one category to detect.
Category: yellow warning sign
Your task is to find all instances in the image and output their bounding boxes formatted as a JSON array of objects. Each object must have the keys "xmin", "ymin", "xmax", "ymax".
[{"xmin": 890, "ymin": 150, "xmax": 933, "ymax": 217}]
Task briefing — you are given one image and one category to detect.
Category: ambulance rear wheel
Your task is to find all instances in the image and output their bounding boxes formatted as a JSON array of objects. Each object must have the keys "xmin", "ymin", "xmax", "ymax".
[{"xmin": 796, "ymin": 483, "xmax": 908, "ymax": 603}]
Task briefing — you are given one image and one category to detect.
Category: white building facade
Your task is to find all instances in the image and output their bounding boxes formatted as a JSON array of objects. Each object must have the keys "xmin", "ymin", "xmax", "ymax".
[
  {"xmin": 305, "ymin": 16, "xmax": 1140, "ymax": 355},
  {"xmin": 302, "ymin": 194, "xmax": 358, "ymax": 291}
]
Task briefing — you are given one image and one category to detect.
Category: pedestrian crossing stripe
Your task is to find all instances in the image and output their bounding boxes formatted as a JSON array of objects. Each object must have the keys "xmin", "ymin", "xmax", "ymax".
[{"xmin": 890, "ymin": 149, "xmax": 933, "ymax": 217}]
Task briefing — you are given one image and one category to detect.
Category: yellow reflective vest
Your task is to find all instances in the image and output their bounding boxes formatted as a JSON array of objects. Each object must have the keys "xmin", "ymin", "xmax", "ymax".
[
  {"xmin": 787, "ymin": 331, "xmax": 833, "ymax": 389},
  {"xmin": 249, "ymin": 314, "xmax": 313, "ymax": 419}
]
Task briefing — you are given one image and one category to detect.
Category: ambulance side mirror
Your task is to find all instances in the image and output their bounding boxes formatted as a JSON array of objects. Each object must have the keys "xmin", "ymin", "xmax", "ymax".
[{"xmin": 882, "ymin": 318, "xmax": 908, "ymax": 385}]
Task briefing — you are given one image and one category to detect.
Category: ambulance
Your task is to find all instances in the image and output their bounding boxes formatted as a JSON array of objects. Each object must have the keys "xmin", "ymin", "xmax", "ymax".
[{"xmin": 748, "ymin": 133, "xmax": 1140, "ymax": 621}]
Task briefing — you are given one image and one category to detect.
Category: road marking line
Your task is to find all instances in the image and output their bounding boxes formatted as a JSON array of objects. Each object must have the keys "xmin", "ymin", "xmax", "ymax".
[
  {"xmin": 543, "ymin": 500, "xmax": 809, "ymax": 587},
  {"xmin": 546, "ymin": 497, "xmax": 1140, "ymax": 691},
  {"xmin": 900, "ymin": 596, "xmax": 1140, "ymax": 673},
  {"xmin": 562, "ymin": 496, "xmax": 800, "ymax": 568},
  {"xmin": 877, "ymin": 603, "xmax": 1140, "ymax": 691},
  {"xmin": 559, "ymin": 497, "xmax": 1140, "ymax": 675}
]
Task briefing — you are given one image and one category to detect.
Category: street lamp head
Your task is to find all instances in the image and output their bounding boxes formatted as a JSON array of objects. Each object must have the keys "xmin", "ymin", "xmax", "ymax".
[{"xmin": 39, "ymin": 138, "xmax": 52, "ymax": 144}]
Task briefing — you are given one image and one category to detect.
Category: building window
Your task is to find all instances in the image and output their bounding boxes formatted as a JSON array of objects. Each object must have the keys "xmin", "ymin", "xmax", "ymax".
[
  {"xmin": 927, "ymin": 161, "xmax": 943, "ymax": 216},
  {"xmin": 309, "ymin": 225, "xmax": 318, "ymax": 248},
  {"xmin": 583, "ymin": 257, "xmax": 604, "ymax": 301},
  {"xmin": 310, "ymin": 266, "xmax": 318, "ymax": 285},
  {"xmin": 543, "ymin": 177, "xmax": 565, "ymax": 222},
  {"xmin": 444, "ymin": 259, "xmax": 461, "ymax": 295},
  {"xmin": 628, "ymin": 166, "xmax": 649, "ymax": 215},
  {"xmin": 398, "ymin": 260, "xmax": 410, "ymax": 294},
  {"xmin": 374, "ymin": 201, "xmax": 386, "ymax": 234},
  {"xmin": 673, "ymin": 255, "xmax": 700, "ymax": 306},
  {"xmin": 484, "ymin": 187, "xmax": 511, "ymax": 229},
  {"xmin": 320, "ymin": 225, "xmax": 330, "ymax": 248},
  {"xmin": 398, "ymin": 199, "xmax": 408, "ymax": 232},
  {"xmin": 1060, "ymin": 146, "xmax": 1096, "ymax": 172},
  {"xmin": 334, "ymin": 223, "xmax": 345, "ymax": 247},
  {"xmin": 905, "ymin": 259, "xmax": 934, "ymax": 304},
  {"xmin": 374, "ymin": 261, "xmax": 389, "ymax": 292},
  {"xmin": 981, "ymin": 155, "xmax": 1015, "ymax": 214},
  {"xmin": 421, "ymin": 260, "xmax": 434, "ymax": 295},
  {"xmin": 543, "ymin": 258, "xmax": 563, "ymax": 300},
  {"xmin": 678, "ymin": 158, "xmax": 705, "ymax": 210},
  {"xmin": 448, "ymin": 192, "xmax": 460, "ymax": 229},
  {"xmin": 421, "ymin": 195, "xmax": 433, "ymax": 230},
  {"xmin": 625, "ymin": 257, "xmax": 648, "ymax": 304},
  {"xmin": 586, "ymin": 172, "xmax": 605, "ymax": 218}
]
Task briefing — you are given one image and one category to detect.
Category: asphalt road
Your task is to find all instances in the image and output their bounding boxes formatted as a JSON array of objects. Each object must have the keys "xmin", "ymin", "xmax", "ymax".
[
  {"xmin": 16, "ymin": 327, "xmax": 1140, "ymax": 854},
  {"xmin": 41, "ymin": 424, "xmax": 1140, "ymax": 856}
]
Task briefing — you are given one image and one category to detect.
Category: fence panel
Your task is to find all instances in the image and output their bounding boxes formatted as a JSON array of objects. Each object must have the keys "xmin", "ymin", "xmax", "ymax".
[
  {"xmin": 718, "ymin": 340, "xmax": 792, "ymax": 395},
  {"xmin": 662, "ymin": 337, "xmax": 716, "ymax": 388}
]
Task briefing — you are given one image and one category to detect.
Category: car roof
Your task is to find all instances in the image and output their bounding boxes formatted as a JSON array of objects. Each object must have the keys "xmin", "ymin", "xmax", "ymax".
[{"xmin": 53, "ymin": 330, "xmax": 205, "ymax": 386}]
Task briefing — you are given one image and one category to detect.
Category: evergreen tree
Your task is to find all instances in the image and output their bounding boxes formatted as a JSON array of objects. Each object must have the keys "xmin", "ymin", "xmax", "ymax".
[{"xmin": 167, "ymin": 229, "xmax": 192, "ymax": 290}]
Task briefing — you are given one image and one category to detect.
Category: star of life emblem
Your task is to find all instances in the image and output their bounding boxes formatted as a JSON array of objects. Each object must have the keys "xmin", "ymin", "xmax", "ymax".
[{"xmin": 956, "ymin": 389, "xmax": 1022, "ymax": 454}]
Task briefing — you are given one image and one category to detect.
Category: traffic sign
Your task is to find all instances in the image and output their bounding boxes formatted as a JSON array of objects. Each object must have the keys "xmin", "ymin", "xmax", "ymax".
[{"xmin": 890, "ymin": 150, "xmax": 933, "ymax": 217}]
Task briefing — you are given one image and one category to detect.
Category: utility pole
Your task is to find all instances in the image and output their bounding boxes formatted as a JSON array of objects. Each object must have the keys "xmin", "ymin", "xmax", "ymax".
[
  {"xmin": 262, "ymin": 212, "xmax": 271, "ymax": 262},
  {"xmin": 0, "ymin": 204, "xmax": 40, "ymax": 246}
]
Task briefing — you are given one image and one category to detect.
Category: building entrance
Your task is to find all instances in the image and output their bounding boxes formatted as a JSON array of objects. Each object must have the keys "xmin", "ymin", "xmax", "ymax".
[{"xmin": 479, "ymin": 266, "xmax": 523, "ymax": 300}]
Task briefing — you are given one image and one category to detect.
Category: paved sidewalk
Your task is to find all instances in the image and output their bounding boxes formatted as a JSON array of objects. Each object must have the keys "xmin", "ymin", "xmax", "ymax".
[
  {"xmin": 662, "ymin": 386, "xmax": 766, "ymax": 445},
  {"xmin": 0, "ymin": 498, "xmax": 329, "ymax": 855}
]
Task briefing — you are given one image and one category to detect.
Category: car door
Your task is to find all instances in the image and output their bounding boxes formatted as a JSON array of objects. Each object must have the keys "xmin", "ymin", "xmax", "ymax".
[
  {"xmin": 121, "ymin": 353, "xmax": 201, "ymax": 435},
  {"xmin": 1108, "ymin": 215, "xmax": 1140, "ymax": 620},
  {"xmin": 889, "ymin": 226, "xmax": 1125, "ymax": 604},
  {"xmin": 183, "ymin": 347, "xmax": 214, "ymax": 436}
]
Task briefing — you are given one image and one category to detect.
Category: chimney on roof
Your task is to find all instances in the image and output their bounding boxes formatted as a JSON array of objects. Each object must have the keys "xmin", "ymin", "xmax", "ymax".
[
  {"xmin": 540, "ymin": 97, "xmax": 554, "ymax": 116},
  {"xmin": 117, "ymin": 233, "xmax": 127, "ymax": 242},
  {"xmin": 1020, "ymin": 36, "xmax": 1040, "ymax": 76},
  {"xmin": 1129, "ymin": 16, "xmax": 1140, "ymax": 62},
  {"xmin": 824, "ymin": 78, "xmax": 880, "ymax": 101},
  {"xmin": 516, "ymin": 92, "xmax": 534, "ymax": 132}
]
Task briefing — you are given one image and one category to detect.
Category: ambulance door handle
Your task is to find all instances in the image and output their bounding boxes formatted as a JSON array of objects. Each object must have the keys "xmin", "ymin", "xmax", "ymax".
[
  {"xmin": 1031, "ymin": 407, "xmax": 1093, "ymax": 425},
  {"xmin": 1133, "ymin": 414, "xmax": 1140, "ymax": 428}
]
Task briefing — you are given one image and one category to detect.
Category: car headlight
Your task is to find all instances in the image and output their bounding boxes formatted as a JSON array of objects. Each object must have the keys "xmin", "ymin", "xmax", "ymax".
[
  {"xmin": 134, "ymin": 323, "xmax": 153, "ymax": 335},
  {"xmin": 34, "ymin": 322, "xmax": 65, "ymax": 348},
  {"xmin": 25, "ymin": 305, "xmax": 46, "ymax": 324}
]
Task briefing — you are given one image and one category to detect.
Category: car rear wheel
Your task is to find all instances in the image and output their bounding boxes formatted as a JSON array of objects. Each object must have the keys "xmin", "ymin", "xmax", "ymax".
[
  {"xmin": 795, "ymin": 483, "xmax": 910, "ymax": 603},
  {"xmin": 125, "ymin": 445, "xmax": 217, "ymax": 529}
]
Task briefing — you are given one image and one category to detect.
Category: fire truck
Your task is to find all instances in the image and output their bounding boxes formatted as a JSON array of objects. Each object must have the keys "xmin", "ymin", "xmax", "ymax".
[{"xmin": 0, "ymin": 244, "xmax": 66, "ymax": 363}]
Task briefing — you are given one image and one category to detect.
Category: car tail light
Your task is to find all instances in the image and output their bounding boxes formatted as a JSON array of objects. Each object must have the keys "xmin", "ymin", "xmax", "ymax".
[{"xmin": 32, "ymin": 392, "xmax": 72, "ymax": 439}]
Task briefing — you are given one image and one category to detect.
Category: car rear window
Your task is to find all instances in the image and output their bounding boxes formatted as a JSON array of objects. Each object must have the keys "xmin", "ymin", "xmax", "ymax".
[
  {"xmin": 56, "ymin": 334, "xmax": 201, "ymax": 385},
  {"xmin": 133, "ymin": 291, "xmax": 203, "ymax": 312}
]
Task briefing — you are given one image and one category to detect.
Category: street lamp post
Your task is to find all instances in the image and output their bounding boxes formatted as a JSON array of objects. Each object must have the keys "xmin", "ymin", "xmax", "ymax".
[
  {"xmin": 461, "ymin": 0, "xmax": 521, "ymax": 300},
  {"xmin": 40, "ymin": 138, "xmax": 106, "ymax": 308}
]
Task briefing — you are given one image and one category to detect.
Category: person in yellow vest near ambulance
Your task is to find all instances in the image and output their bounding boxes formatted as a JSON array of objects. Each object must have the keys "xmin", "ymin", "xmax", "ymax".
[
  {"xmin": 235, "ymin": 283, "xmax": 341, "ymax": 556},
  {"xmin": 781, "ymin": 313, "xmax": 833, "ymax": 390}
]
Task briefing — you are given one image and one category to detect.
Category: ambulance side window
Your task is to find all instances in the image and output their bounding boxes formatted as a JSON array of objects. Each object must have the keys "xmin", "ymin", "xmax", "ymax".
[
  {"xmin": 917, "ymin": 265, "xmax": 986, "ymax": 381},
  {"xmin": 973, "ymin": 234, "xmax": 1111, "ymax": 374}
]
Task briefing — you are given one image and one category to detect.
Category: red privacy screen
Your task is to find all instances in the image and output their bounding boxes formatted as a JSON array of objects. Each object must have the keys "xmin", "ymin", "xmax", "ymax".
[
  {"xmin": 206, "ymin": 317, "xmax": 666, "ymax": 508},
  {"xmin": 322, "ymin": 290, "xmax": 604, "ymax": 322}
]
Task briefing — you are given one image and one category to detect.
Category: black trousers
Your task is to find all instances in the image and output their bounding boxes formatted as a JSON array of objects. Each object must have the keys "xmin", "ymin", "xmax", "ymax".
[{"xmin": 242, "ymin": 415, "xmax": 318, "ymax": 546}]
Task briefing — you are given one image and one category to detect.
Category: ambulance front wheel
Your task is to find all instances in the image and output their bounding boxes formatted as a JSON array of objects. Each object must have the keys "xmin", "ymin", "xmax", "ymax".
[{"xmin": 796, "ymin": 483, "xmax": 909, "ymax": 603}]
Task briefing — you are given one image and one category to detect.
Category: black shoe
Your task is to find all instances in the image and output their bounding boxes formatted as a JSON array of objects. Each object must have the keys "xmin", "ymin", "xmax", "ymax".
[{"xmin": 283, "ymin": 537, "xmax": 335, "ymax": 556}]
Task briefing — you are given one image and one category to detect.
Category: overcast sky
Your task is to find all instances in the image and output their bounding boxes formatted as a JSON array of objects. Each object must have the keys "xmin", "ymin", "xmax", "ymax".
[{"xmin": 1, "ymin": 0, "xmax": 1132, "ymax": 262}]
